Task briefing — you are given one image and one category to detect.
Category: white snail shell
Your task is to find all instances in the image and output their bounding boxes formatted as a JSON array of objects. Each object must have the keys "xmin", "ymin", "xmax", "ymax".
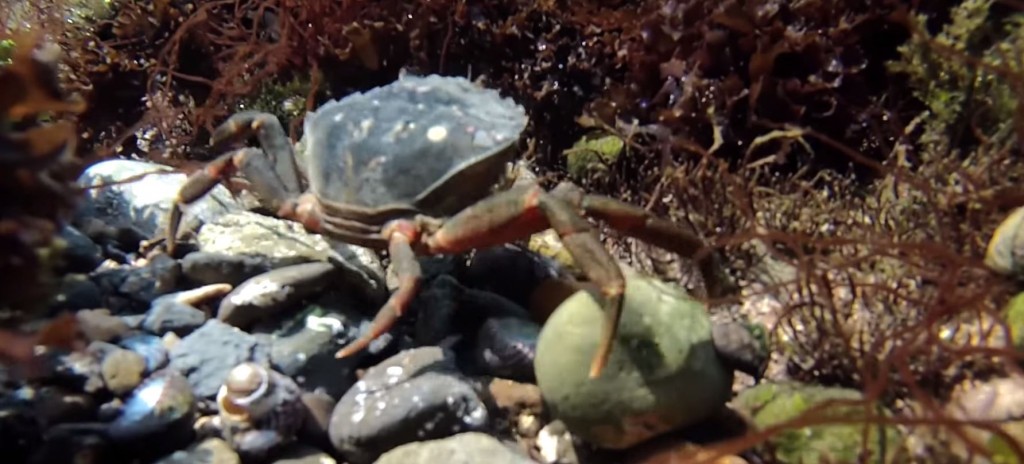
[{"xmin": 217, "ymin": 362, "xmax": 293, "ymax": 424}]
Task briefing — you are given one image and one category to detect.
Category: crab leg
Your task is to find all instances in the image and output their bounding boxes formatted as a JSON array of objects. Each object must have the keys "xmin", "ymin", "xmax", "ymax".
[
  {"xmin": 425, "ymin": 185, "xmax": 626, "ymax": 379},
  {"xmin": 210, "ymin": 111, "xmax": 302, "ymax": 194},
  {"xmin": 165, "ymin": 147, "xmax": 300, "ymax": 255},
  {"xmin": 550, "ymin": 182, "xmax": 737, "ymax": 298},
  {"xmin": 334, "ymin": 223, "xmax": 422, "ymax": 359}
]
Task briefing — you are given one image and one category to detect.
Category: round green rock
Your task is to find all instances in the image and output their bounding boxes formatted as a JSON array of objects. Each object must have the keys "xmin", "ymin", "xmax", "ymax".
[{"xmin": 534, "ymin": 268, "xmax": 733, "ymax": 449}]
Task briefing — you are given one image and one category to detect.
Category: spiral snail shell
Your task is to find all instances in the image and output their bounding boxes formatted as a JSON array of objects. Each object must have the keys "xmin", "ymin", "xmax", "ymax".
[{"xmin": 216, "ymin": 362, "xmax": 305, "ymax": 459}]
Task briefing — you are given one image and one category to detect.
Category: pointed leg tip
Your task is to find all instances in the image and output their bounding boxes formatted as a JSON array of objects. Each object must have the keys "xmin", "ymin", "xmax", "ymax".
[{"xmin": 588, "ymin": 358, "xmax": 606, "ymax": 379}]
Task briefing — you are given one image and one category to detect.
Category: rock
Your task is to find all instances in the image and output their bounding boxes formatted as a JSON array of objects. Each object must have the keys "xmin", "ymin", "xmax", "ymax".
[
  {"xmin": 168, "ymin": 319, "xmax": 272, "ymax": 398},
  {"xmin": 534, "ymin": 268, "xmax": 733, "ymax": 449},
  {"xmin": 271, "ymin": 444, "xmax": 337, "ymax": 464},
  {"xmin": 155, "ymin": 437, "xmax": 240, "ymax": 464},
  {"xmin": 299, "ymin": 390, "xmax": 337, "ymax": 450},
  {"xmin": 472, "ymin": 316, "xmax": 539, "ymax": 382},
  {"xmin": 51, "ymin": 346, "xmax": 106, "ymax": 393},
  {"xmin": 49, "ymin": 273, "xmax": 103, "ymax": 311},
  {"xmin": 143, "ymin": 300, "xmax": 208, "ymax": 336},
  {"xmin": 57, "ymin": 225, "xmax": 104, "ymax": 273},
  {"xmin": 536, "ymin": 421, "xmax": 579, "ymax": 464},
  {"xmin": 118, "ymin": 334, "xmax": 169, "ymax": 374},
  {"xmin": 218, "ymin": 262, "xmax": 343, "ymax": 329},
  {"xmin": 464, "ymin": 244, "xmax": 566, "ymax": 311},
  {"xmin": 100, "ymin": 348, "xmax": 147, "ymax": 395},
  {"xmin": 181, "ymin": 251, "xmax": 275, "ymax": 286},
  {"xmin": 1004, "ymin": 292, "xmax": 1024, "ymax": 350},
  {"xmin": 196, "ymin": 211, "xmax": 336, "ymax": 265},
  {"xmin": 374, "ymin": 432, "xmax": 533, "ymax": 464},
  {"xmin": 195, "ymin": 211, "xmax": 387, "ymax": 302},
  {"xmin": 268, "ymin": 303, "xmax": 367, "ymax": 399},
  {"xmin": 329, "ymin": 347, "xmax": 489, "ymax": 464},
  {"xmin": 943, "ymin": 375, "xmax": 1024, "ymax": 462},
  {"xmin": 77, "ymin": 309, "xmax": 131, "ymax": 342},
  {"xmin": 76, "ymin": 159, "xmax": 242, "ymax": 239},
  {"xmin": 484, "ymin": 378, "xmax": 544, "ymax": 416},
  {"xmin": 732, "ymin": 382, "xmax": 906, "ymax": 463},
  {"xmin": 92, "ymin": 256, "xmax": 183, "ymax": 312},
  {"xmin": 34, "ymin": 386, "xmax": 98, "ymax": 428}
]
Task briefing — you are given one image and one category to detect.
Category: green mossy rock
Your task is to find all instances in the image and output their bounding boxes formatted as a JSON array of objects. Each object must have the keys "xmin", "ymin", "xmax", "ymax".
[
  {"xmin": 733, "ymin": 382, "xmax": 907, "ymax": 463},
  {"xmin": 1004, "ymin": 292, "xmax": 1024, "ymax": 350},
  {"xmin": 563, "ymin": 133, "xmax": 624, "ymax": 180},
  {"xmin": 534, "ymin": 268, "xmax": 733, "ymax": 449}
]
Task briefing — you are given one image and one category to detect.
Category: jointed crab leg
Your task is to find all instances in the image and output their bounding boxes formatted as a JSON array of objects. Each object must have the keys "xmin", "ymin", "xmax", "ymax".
[
  {"xmin": 166, "ymin": 150, "xmax": 243, "ymax": 255},
  {"xmin": 166, "ymin": 112, "xmax": 307, "ymax": 256},
  {"xmin": 210, "ymin": 111, "xmax": 302, "ymax": 195},
  {"xmin": 333, "ymin": 225, "xmax": 423, "ymax": 359},
  {"xmin": 331, "ymin": 184, "xmax": 627, "ymax": 379},
  {"xmin": 551, "ymin": 182, "xmax": 736, "ymax": 299}
]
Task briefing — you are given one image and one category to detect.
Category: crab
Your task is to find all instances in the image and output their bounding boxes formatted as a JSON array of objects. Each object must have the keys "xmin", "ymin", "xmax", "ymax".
[{"xmin": 165, "ymin": 73, "xmax": 732, "ymax": 379}]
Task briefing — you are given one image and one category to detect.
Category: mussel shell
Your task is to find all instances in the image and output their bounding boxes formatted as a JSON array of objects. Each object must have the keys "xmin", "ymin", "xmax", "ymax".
[
  {"xmin": 474, "ymin": 317, "xmax": 540, "ymax": 382},
  {"xmin": 107, "ymin": 369, "xmax": 196, "ymax": 442}
]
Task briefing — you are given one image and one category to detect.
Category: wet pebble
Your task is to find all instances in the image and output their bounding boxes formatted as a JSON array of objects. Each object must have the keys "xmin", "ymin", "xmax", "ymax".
[
  {"xmin": 299, "ymin": 390, "xmax": 336, "ymax": 450},
  {"xmin": 168, "ymin": 319, "xmax": 272, "ymax": 398},
  {"xmin": 100, "ymin": 348, "xmax": 147, "ymax": 395},
  {"xmin": 143, "ymin": 300, "xmax": 208, "ymax": 336},
  {"xmin": 465, "ymin": 244, "xmax": 567, "ymax": 310},
  {"xmin": 270, "ymin": 444, "xmax": 337, "ymax": 464},
  {"xmin": 472, "ymin": 317, "xmax": 539, "ymax": 382},
  {"xmin": 58, "ymin": 225, "xmax": 104, "ymax": 273},
  {"xmin": 328, "ymin": 346, "xmax": 489, "ymax": 464},
  {"xmin": 118, "ymin": 334, "xmax": 169, "ymax": 373},
  {"xmin": 374, "ymin": 432, "xmax": 534, "ymax": 464},
  {"xmin": 77, "ymin": 309, "xmax": 132, "ymax": 342},
  {"xmin": 34, "ymin": 386, "xmax": 98, "ymax": 428},
  {"xmin": 155, "ymin": 437, "xmax": 240, "ymax": 464},
  {"xmin": 217, "ymin": 262, "xmax": 341, "ymax": 329},
  {"xmin": 182, "ymin": 251, "xmax": 276, "ymax": 287},
  {"xmin": 104, "ymin": 369, "xmax": 198, "ymax": 459},
  {"xmin": 51, "ymin": 346, "xmax": 106, "ymax": 393},
  {"xmin": 268, "ymin": 304, "xmax": 367, "ymax": 399},
  {"xmin": 49, "ymin": 273, "xmax": 103, "ymax": 312}
]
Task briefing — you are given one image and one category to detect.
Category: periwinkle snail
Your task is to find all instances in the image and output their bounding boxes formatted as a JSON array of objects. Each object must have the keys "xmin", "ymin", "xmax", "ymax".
[{"xmin": 216, "ymin": 362, "xmax": 306, "ymax": 460}]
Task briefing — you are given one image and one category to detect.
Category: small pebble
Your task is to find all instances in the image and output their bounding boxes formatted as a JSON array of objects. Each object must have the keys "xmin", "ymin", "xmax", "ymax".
[{"xmin": 101, "ymin": 349, "xmax": 147, "ymax": 395}]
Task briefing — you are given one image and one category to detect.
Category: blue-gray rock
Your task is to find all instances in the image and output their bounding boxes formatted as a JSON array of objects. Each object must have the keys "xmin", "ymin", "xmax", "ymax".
[
  {"xmin": 117, "ymin": 334, "xmax": 169, "ymax": 374},
  {"xmin": 328, "ymin": 347, "xmax": 489, "ymax": 464},
  {"xmin": 168, "ymin": 319, "xmax": 272, "ymax": 398},
  {"xmin": 143, "ymin": 300, "xmax": 207, "ymax": 336},
  {"xmin": 76, "ymin": 159, "xmax": 242, "ymax": 239}
]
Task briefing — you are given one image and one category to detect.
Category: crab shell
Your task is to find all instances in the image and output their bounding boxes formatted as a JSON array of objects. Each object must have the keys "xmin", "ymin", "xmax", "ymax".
[
  {"xmin": 216, "ymin": 362, "xmax": 306, "ymax": 453},
  {"xmin": 294, "ymin": 73, "xmax": 530, "ymax": 221}
]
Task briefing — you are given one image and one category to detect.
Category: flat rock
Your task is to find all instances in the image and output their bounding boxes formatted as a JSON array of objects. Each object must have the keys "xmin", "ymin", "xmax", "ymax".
[{"xmin": 167, "ymin": 319, "xmax": 272, "ymax": 398}]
